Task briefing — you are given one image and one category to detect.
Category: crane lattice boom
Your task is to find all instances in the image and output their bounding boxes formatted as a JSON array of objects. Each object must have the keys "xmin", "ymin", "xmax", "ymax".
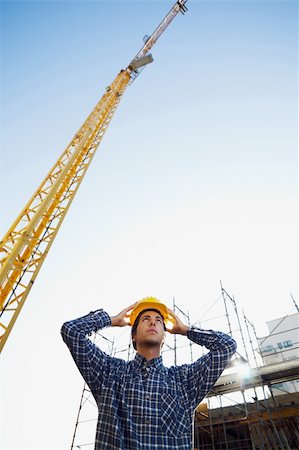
[{"xmin": 0, "ymin": 0, "xmax": 188, "ymax": 352}]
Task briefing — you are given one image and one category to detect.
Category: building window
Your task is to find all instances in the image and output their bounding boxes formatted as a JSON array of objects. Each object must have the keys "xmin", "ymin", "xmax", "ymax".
[
  {"xmin": 262, "ymin": 345, "xmax": 274, "ymax": 353},
  {"xmin": 283, "ymin": 340, "xmax": 292, "ymax": 348}
]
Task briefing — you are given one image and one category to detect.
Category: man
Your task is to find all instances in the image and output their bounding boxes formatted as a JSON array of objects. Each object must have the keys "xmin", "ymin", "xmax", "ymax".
[{"xmin": 61, "ymin": 297, "xmax": 236, "ymax": 450}]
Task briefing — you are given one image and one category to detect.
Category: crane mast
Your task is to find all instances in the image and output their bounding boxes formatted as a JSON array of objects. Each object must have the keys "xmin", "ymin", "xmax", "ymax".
[{"xmin": 0, "ymin": 0, "xmax": 188, "ymax": 353}]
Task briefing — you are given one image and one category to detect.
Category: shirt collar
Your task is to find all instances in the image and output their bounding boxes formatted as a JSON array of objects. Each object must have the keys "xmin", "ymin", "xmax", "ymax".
[{"xmin": 133, "ymin": 353, "xmax": 165, "ymax": 372}]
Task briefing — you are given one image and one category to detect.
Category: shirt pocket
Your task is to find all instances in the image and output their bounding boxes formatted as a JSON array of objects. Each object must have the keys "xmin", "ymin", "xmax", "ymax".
[{"xmin": 160, "ymin": 393, "xmax": 190, "ymax": 437}]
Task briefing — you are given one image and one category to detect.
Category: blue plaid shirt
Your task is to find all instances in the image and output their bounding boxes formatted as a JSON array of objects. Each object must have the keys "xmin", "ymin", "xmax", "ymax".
[{"xmin": 61, "ymin": 309, "xmax": 236, "ymax": 450}]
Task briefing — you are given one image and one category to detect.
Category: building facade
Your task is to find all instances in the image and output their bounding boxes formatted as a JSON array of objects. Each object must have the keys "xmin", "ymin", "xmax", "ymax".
[{"xmin": 258, "ymin": 312, "xmax": 299, "ymax": 395}]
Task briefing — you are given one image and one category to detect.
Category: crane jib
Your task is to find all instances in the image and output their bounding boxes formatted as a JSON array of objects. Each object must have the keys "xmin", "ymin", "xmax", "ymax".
[{"xmin": 131, "ymin": 0, "xmax": 188, "ymax": 64}]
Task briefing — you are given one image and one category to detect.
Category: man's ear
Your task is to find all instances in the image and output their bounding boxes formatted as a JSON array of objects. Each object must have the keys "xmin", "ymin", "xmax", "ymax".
[
  {"xmin": 132, "ymin": 333, "xmax": 136, "ymax": 349},
  {"xmin": 161, "ymin": 330, "xmax": 166, "ymax": 347}
]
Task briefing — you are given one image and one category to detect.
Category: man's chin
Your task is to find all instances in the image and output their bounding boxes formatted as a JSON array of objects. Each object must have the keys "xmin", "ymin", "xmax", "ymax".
[{"xmin": 142, "ymin": 338, "xmax": 160, "ymax": 347}]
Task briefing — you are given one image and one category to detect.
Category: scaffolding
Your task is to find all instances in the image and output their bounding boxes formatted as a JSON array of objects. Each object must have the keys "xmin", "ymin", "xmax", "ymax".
[{"xmin": 194, "ymin": 285, "xmax": 299, "ymax": 450}]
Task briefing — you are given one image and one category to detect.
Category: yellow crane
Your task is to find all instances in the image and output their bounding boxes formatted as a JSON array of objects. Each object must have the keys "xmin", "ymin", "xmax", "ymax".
[{"xmin": 0, "ymin": 0, "xmax": 189, "ymax": 352}]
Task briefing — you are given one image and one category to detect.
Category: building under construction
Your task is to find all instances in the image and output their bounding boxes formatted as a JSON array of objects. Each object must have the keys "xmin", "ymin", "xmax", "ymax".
[
  {"xmin": 192, "ymin": 288, "xmax": 299, "ymax": 450},
  {"xmin": 195, "ymin": 393, "xmax": 299, "ymax": 450}
]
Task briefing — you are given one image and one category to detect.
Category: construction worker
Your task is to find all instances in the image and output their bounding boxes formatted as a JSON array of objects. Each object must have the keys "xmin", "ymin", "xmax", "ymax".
[{"xmin": 61, "ymin": 297, "xmax": 236, "ymax": 450}]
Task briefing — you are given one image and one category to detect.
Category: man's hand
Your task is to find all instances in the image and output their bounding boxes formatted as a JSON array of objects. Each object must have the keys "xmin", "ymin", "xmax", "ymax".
[
  {"xmin": 166, "ymin": 307, "xmax": 189, "ymax": 335},
  {"xmin": 111, "ymin": 302, "xmax": 138, "ymax": 327}
]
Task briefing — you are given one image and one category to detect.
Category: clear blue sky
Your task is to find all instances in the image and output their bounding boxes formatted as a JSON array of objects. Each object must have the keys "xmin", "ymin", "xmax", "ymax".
[{"xmin": 1, "ymin": 1, "xmax": 297, "ymax": 449}]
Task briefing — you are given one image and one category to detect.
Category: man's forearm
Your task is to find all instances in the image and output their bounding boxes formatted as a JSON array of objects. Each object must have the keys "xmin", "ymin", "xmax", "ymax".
[
  {"xmin": 61, "ymin": 309, "xmax": 113, "ymax": 393},
  {"xmin": 187, "ymin": 327, "xmax": 237, "ymax": 354},
  {"xmin": 177, "ymin": 324, "xmax": 189, "ymax": 335},
  {"xmin": 61, "ymin": 309, "xmax": 111, "ymax": 346}
]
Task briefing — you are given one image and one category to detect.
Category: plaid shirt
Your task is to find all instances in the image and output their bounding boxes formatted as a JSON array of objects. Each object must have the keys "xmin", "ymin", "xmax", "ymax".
[{"xmin": 61, "ymin": 309, "xmax": 236, "ymax": 450}]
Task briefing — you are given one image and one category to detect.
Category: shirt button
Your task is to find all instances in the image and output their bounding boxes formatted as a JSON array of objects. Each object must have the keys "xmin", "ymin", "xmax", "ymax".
[
  {"xmin": 145, "ymin": 419, "xmax": 150, "ymax": 424},
  {"xmin": 145, "ymin": 394, "xmax": 150, "ymax": 400}
]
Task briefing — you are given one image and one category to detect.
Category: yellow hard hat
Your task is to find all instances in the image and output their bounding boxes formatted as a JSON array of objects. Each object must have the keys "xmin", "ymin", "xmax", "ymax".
[{"xmin": 129, "ymin": 296, "xmax": 174, "ymax": 328}]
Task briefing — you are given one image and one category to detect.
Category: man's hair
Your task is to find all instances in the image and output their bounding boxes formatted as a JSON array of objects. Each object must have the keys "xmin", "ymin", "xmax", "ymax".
[{"xmin": 131, "ymin": 308, "xmax": 166, "ymax": 350}]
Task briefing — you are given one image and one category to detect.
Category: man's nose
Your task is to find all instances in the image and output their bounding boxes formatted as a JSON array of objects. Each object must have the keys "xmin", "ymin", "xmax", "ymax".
[{"xmin": 150, "ymin": 319, "xmax": 156, "ymax": 326}]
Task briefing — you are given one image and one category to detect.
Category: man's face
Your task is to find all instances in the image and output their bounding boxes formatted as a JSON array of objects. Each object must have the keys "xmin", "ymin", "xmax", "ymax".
[{"xmin": 133, "ymin": 310, "xmax": 166, "ymax": 349}]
